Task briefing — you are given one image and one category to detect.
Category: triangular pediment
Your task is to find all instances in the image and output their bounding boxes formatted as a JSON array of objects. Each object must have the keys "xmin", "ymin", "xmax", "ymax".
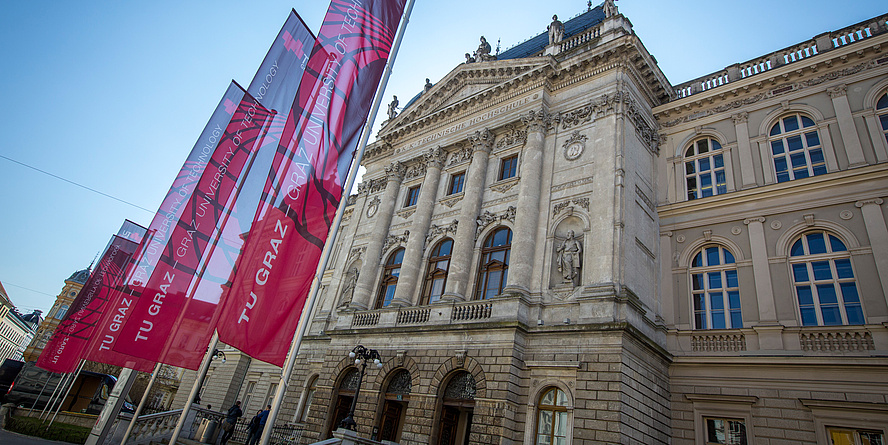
[{"xmin": 380, "ymin": 57, "xmax": 551, "ymax": 137}]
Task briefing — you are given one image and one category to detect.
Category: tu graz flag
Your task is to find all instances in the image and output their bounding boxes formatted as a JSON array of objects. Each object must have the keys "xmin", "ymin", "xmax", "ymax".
[
  {"xmin": 37, "ymin": 221, "xmax": 148, "ymax": 373},
  {"xmin": 100, "ymin": 83, "xmax": 270, "ymax": 369},
  {"xmin": 116, "ymin": 11, "xmax": 321, "ymax": 370},
  {"xmin": 216, "ymin": 0, "xmax": 407, "ymax": 366}
]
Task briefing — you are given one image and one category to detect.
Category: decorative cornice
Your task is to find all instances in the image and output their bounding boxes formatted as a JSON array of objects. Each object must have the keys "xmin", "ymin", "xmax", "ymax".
[{"xmin": 475, "ymin": 206, "xmax": 517, "ymax": 240}]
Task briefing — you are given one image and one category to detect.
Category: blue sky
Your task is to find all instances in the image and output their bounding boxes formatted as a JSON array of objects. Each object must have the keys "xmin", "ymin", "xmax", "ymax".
[{"xmin": 1, "ymin": 1, "xmax": 884, "ymax": 316}]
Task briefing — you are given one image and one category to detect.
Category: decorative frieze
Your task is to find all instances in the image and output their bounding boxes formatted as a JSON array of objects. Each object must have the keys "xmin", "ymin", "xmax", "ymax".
[
  {"xmin": 397, "ymin": 207, "xmax": 417, "ymax": 219},
  {"xmin": 475, "ymin": 206, "xmax": 517, "ymax": 239},
  {"xmin": 521, "ymin": 108, "xmax": 555, "ymax": 134},
  {"xmin": 448, "ymin": 143, "xmax": 473, "ymax": 167},
  {"xmin": 560, "ymin": 91, "xmax": 630, "ymax": 129},
  {"xmin": 495, "ymin": 123, "xmax": 528, "ymax": 148},
  {"xmin": 635, "ymin": 185, "xmax": 654, "ymax": 212},
  {"xmin": 357, "ymin": 177, "xmax": 386, "ymax": 195},
  {"xmin": 427, "ymin": 219, "xmax": 459, "ymax": 244},
  {"xmin": 404, "ymin": 162, "xmax": 427, "ymax": 181}
]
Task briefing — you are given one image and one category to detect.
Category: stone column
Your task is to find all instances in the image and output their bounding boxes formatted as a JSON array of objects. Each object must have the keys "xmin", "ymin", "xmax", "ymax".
[
  {"xmin": 392, "ymin": 147, "xmax": 446, "ymax": 306},
  {"xmin": 443, "ymin": 129, "xmax": 494, "ymax": 301},
  {"xmin": 828, "ymin": 84, "xmax": 867, "ymax": 167},
  {"xmin": 856, "ymin": 198, "xmax": 888, "ymax": 303},
  {"xmin": 733, "ymin": 112, "xmax": 757, "ymax": 189},
  {"xmin": 504, "ymin": 109, "xmax": 550, "ymax": 296},
  {"xmin": 350, "ymin": 162, "xmax": 406, "ymax": 310}
]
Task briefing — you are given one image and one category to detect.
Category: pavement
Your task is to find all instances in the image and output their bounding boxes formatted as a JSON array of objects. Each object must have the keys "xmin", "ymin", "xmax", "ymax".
[{"xmin": 0, "ymin": 428, "xmax": 77, "ymax": 445}]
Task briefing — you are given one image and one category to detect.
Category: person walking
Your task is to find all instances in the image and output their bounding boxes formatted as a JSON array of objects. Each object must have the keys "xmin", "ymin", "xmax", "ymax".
[{"xmin": 219, "ymin": 401, "xmax": 242, "ymax": 445}]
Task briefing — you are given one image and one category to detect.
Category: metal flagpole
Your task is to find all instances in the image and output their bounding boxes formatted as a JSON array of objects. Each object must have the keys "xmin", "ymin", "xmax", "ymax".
[
  {"xmin": 33, "ymin": 372, "xmax": 58, "ymax": 414},
  {"xmin": 46, "ymin": 360, "xmax": 85, "ymax": 428},
  {"xmin": 41, "ymin": 360, "xmax": 82, "ymax": 420},
  {"xmin": 169, "ymin": 331, "xmax": 219, "ymax": 445},
  {"xmin": 120, "ymin": 362, "xmax": 163, "ymax": 444},
  {"xmin": 258, "ymin": 1, "xmax": 416, "ymax": 443}
]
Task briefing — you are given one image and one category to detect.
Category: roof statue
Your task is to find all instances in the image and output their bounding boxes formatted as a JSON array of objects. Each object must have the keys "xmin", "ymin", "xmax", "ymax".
[
  {"xmin": 424, "ymin": 78, "xmax": 433, "ymax": 93},
  {"xmin": 548, "ymin": 15, "xmax": 564, "ymax": 45},
  {"xmin": 387, "ymin": 95, "xmax": 399, "ymax": 120},
  {"xmin": 474, "ymin": 36, "xmax": 496, "ymax": 62},
  {"xmin": 603, "ymin": 0, "xmax": 618, "ymax": 17}
]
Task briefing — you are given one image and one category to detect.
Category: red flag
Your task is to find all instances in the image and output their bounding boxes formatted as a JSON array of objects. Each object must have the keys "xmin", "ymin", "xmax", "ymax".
[
  {"xmin": 217, "ymin": 0, "xmax": 407, "ymax": 366},
  {"xmin": 36, "ymin": 222, "xmax": 147, "ymax": 373},
  {"xmin": 111, "ymin": 86, "xmax": 273, "ymax": 366}
]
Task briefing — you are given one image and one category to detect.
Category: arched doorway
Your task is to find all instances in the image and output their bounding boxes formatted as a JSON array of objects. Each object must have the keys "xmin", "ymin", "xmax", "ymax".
[
  {"xmin": 376, "ymin": 369, "xmax": 411, "ymax": 442},
  {"xmin": 437, "ymin": 371, "xmax": 476, "ymax": 445},
  {"xmin": 327, "ymin": 368, "xmax": 359, "ymax": 438}
]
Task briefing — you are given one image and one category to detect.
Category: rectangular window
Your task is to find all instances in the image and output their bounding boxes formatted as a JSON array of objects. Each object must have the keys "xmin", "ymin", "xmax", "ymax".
[
  {"xmin": 828, "ymin": 427, "xmax": 885, "ymax": 445},
  {"xmin": 499, "ymin": 155, "xmax": 518, "ymax": 180},
  {"xmin": 705, "ymin": 417, "xmax": 747, "ymax": 445},
  {"xmin": 405, "ymin": 186, "xmax": 420, "ymax": 207},
  {"xmin": 448, "ymin": 172, "xmax": 465, "ymax": 195}
]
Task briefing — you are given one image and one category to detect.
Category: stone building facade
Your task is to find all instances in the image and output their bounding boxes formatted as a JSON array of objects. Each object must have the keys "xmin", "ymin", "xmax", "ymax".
[
  {"xmin": 192, "ymin": 4, "xmax": 888, "ymax": 444},
  {"xmin": 22, "ymin": 267, "xmax": 89, "ymax": 362}
]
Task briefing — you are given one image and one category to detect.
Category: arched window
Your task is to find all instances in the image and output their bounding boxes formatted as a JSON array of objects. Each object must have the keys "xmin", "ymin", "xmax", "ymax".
[
  {"xmin": 690, "ymin": 245, "xmax": 742, "ymax": 329},
  {"xmin": 535, "ymin": 387, "xmax": 569, "ymax": 445},
  {"xmin": 422, "ymin": 239, "xmax": 453, "ymax": 305},
  {"xmin": 297, "ymin": 376, "xmax": 317, "ymax": 423},
  {"xmin": 877, "ymin": 92, "xmax": 888, "ymax": 146},
  {"xmin": 684, "ymin": 137, "xmax": 727, "ymax": 200},
  {"xmin": 769, "ymin": 113, "xmax": 826, "ymax": 183},
  {"xmin": 376, "ymin": 248, "xmax": 405, "ymax": 308},
  {"xmin": 476, "ymin": 228, "xmax": 512, "ymax": 299},
  {"xmin": 790, "ymin": 231, "xmax": 864, "ymax": 326}
]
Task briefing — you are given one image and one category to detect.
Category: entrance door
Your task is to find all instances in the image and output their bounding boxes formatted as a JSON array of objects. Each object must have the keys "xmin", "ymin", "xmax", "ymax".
[
  {"xmin": 327, "ymin": 395, "xmax": 353, "ymax": 438},
  {"xmin": 438, "ymin": 405, "xmax": 460, "ymax": 445}
]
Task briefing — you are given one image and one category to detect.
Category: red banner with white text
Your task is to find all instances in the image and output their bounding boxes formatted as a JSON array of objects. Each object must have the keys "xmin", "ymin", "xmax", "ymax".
[
  {"xmin": 111, "ymin": 87, "xmax": 273, "ymax": 367},
  {"xmin": 37, "ymin": 222, "xmax": 148, "ymax": 373},
  {"xmin": 216, "ymin": 0, "xmax": 406, "ymax": 366}
]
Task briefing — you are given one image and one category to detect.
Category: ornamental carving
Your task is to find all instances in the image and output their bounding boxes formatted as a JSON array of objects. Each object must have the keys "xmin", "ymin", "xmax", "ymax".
[
  {"xmin": 731, "ymin": 112, "xmax": 748, "ymax": 125},
  {"xmin": 624, "ymin": 99, "xmax": 661, "ymax": 153},
  {"xmin": 427, "ymin": 219, "xmax": 459, "ymax": 244},
  {"xmin": 521, "ymin": 108, "xmax": 555, "ymax": 134},
  {"xmin": 386, "ymin": 370, "xmax": 412, "ymax": 395},
  {"xmin": 342, "ymin": 207, "xmax": 354, "ymax": 221},
  {"xmin": 563, "ymin": 130, "xmax": 587, "ymax": 161},
  {"xmin": 424, "ymin": 145, "xmax": 447, "ymax": 169},
  {"xmin": 366, "ymin": 196, "xmax": 380, "ymax": 218},
  {"xmin": 552, "ymin": 177, "xmax": 594, "ymax": 192},
  {"xmin": 495, "ymin": 124, "xmax": 528, "ymax": 148},
  {"xmin": 404, "ymin": 162, "xmax": 427, "ymax": 181},
  {"xmin": 357, "ymin": 177, "xmax": 386, "ymax": 195},
  {"xmin": 490, "ymin": 177, "xmax": 519, "ymax": 193},
  {"xmin": 448, "ymin": 143, "xmax": 473, "ymax": 166},
  {"xmin": 468, "ymin": 128, "xmax": 495, "ymax": 153},
  {"xmin": 397, "ymin": 207, "xmax": 417, "ymax": 219},
  {"xmin": 348, "ymin": 246, "xmax": 366, "ymax": 260},
  {"xmin": 383, "ymin": 230, "xmax": 410, "ymax": 252},
  {"xmin": 560, "ymin": 91, "xmax": 630, "ymax": 129},
  {"xmin": 553, "ymin": 197, "xmax": 590, "ymax": 215},
  {"xmin": 386, "ymin": 161, "xmax": 407, "ymax": 181},
  {"xmin": 439, "ymin": 193, "xmax": 464, "ymax": 208},
  {"xmin": 827, "ymin": 84, "xmax": 847, "ymax": 98},
  {"xmin": 475, "ymin": 206, "xmax": 517, "ymax": 240},
  {"xmin": 444, "ymin": 372, "xmax": 476, "ymax": 400}
]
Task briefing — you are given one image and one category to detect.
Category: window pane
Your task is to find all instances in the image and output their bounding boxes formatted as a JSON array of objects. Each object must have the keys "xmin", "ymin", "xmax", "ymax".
[
  {"xmin": 692, "ymin": 253, "xmax": 703, "ymax": 267},
  {"xmin": 554, "ymin": 411, "xmax": 567, "ymax": 436},
  {"xmin": 792, "ymin": 264, "xmax": 809, "ymax": 282},
  {"xmin": 724, "ymin": 250, "xmax": 735, "ymax": 264},
  {"xmin": 840, "ymin": 282, "xmax": 860, "ymax": 303},
  {"xmin": 790, "ymin": 240, "xmax": 805, "ymax": 257},
  {"xmin": 797, "ymin": 284, "xmax": 814, "ymax": 306},
  {"xmin": 694, "ymin": 293, "xmax": 705, "ymax": 311},
  {"xmin": 811, "ymin": 261, "xmax": 832, "ymax": 280},
  {"xmin": 845, "ymin": 303, "xmax": 864, "ymax": 325},
  {"xmin": 817, "ymin": 283, "xmax": 838, "ymax": 304},
  {"xmin": 771, "ymin": 140, "xmax": 785, "ymax": 155},
  {"xmin": 834, "ymin": 258, "xmax": 854, "ymax": 279},
  {"xmin": 783, "ymin": 115, "xmax": 800, "ymax": 132},
  {"xmin": 714, "ymin": 154, "xmax": 724, "ymax": 168},
  {"xmin": 699, "ymin": 158, "xmax": 711, "ymax": 172},
  {"xmin": 708, "ymin": 272, "xmax": 723, "ymax": 289},
  {"xmin": 707, "ymin": 418, "xmax": 725, "ymax": 443},
  {"xmin": 805, "ymin": 131, "xmax": 820, "ymax": 147},
  {"xmin": 439, "ymin": 239, "xmax": 453, "ymax": 256},
  {"xmin": 829, "ymin": 235, "xmax": 847, "ymax": 252},
  {"xmin": 770, "ymin": 123, "xmax": 782, "ymax": 136},
  {"xmin": 725, "ymin": 270, "xmax": 738, "ymax": 288},
  {"xmin": 820, "ymin": 304, "xmax": 842, "ymax": 325},
  {"xmin": 807, "ymin": 233, "xmax": 826, "ymax": 254},
  {"xmin": 800, "ymin": 307, "xmax": 818, "ymax": 326},
  {"xmin": 715, "ymin": 170, "xmax": 726, "ymax": 195},
  {"xmin": 698, "ymin": 139, "xmax": 709, "ymax": 153},
  {"xmin": 686, "ymin": 161, "xmax": 696, "ymax": 174},
  {"xmin": 541, "ymin": 389, "xmax": 555, "ymax": 405},
  {"xmin": 706, "ymin": 247, "xmax": 720, "ymax": 266},
  {"xmin": 695, "ymin": 311, "xmax": 707, "ymax": 329},
  {"xmin": 800, "ymin": 115, "xmax": 815, "ymax": 128},
  {"xmin": 787, "ymin": 135, "xmax": 804, "ymax": 152},
  {"xmin": 774, "ymin": 157, "xmax": 789, "ymax": 182}
]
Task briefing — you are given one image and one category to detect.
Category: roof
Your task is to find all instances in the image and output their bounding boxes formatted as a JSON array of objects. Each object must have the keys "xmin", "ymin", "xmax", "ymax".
[
  {"xmin": 398, "ymin": 6, "xmax": 607, "ymax": 114},
  {"xmin": 67, "ymin": 267, "xmax": 91, "ymax": 284},
  {"xmin": 498, "ymin": 7, "xmax": 606, "ymax": 60}
]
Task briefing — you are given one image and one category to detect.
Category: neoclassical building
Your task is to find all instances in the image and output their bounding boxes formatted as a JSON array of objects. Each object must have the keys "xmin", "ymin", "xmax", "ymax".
[
  {"xmin": 188, "ymin": 4, "xmax": 888, "ymax": 444},
  {"xmin": 22, "ymin": 266, "xmax": 89, "ymax": 362}
]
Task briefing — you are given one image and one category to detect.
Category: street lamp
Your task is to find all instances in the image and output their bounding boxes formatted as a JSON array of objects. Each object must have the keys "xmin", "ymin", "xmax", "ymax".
[
  {"xmin": 194, "ymin": 349, "xmax": 227, "ymax": 404},
  {"xmin": 339, "ymin": 345, "xmax": 383, "ymax": 431}
]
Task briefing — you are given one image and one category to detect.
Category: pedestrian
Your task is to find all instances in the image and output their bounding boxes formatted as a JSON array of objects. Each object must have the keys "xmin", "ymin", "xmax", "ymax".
[
  {"xmin": 220, "ymin": 401, "xmax": 242, "ymax": 445},
  {"xmin": 246, "ymin": 405, "xmax": 270, "ymax": 445}
]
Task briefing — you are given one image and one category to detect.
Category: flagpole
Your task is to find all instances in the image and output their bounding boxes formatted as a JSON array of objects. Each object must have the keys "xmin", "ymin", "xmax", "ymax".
[
  {"xmin": 169, "ymin": 331, "xmax": 219, "ymax": 445},
  {"xmin": 120, "ymin": 362, "xmax": 163, "ymax": 445},
  {"xmin": 46, "ymin": 360, "xmax": 85, "ymax": 428},
  {"xmin": 258, "ymin": 1, "xmax": 416, "ymax": 443}
]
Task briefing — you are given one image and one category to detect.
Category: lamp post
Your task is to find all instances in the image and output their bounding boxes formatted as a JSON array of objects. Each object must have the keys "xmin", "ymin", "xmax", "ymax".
[
  {"xmin": 194, "ymin": 349, "xmax": 227, "ymax": 404},
  {"xmin": 339, "ymin": 345, "xmax": 383, "ymax": 431}
]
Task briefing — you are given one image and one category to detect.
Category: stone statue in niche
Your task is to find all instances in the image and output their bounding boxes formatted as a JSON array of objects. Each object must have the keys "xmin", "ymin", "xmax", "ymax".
[
  {"xmin": 387, "ymin": 95, "xmax": 398, "ymax": 120},
  {"xmin": 339, "ymin": 267, "xmax": 359, "ymax": 306},
  {"xmin": 548, "ymin": 15, "xmax": 564, "ymax": 45},
  {"xmin": 555, "ymin": 230, "xmax": 582, "ymax": 286}
]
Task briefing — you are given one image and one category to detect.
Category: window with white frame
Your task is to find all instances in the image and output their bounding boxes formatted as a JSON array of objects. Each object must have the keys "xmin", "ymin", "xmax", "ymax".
[
  {"xmin": 790, "ymin": 231, "xmax": 864, "ymax": 326},
  {"xmin": 769, "ymin": 113, "xmax": 827, "ymax": 182},
  {"xmin": 685, "ymin": 137, "xmax": 727, "ymax": 200},
  {"xmin": 877, "ymin": 92, "xmax": 888, "ymax": 146},
  {"xmin": 690, "ymin": 245, "xmax": 742, "ymax": 330}
]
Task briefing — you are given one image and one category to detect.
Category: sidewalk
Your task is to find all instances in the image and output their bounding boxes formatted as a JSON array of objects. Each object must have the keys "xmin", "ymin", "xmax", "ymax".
[{"xmin": 0, "ymin": 428, "xmax": 77, "ymax": 445}]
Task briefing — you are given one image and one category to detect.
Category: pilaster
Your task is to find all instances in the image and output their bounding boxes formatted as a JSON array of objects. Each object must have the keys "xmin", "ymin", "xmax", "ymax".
[
  {"xmin": 856, "ymin": 198, "xmax": 888, "ymax": 304},
  {"xmin": 828, "ymin": 84, "xmax": 866, "ymax": 167}
]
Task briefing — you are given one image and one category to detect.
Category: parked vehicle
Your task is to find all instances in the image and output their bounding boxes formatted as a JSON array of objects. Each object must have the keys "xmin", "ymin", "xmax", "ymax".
[
  {"xmin": 4, "ymin": 361, "xmax": 134, "ymax": 414},
  {"xmin": 0, "ymin": 358, "xmax": 25, "ymax": 401}
]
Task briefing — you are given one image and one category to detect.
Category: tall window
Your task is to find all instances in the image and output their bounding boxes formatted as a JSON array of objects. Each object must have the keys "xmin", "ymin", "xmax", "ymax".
[
  {"xmin": 298, "ymin": 377, "xmax": 317, "ymax": 423},
  {"xmin": 535, "ymin": 387, "xmax": 569, "ymax": 445},
  {"xmin": 790, "ymin": 231, "xmax": 864, "ymax": 326},
  {"xmin": 691, "ymin": 246, "xmax": 742, "ymax": 329},
  {"xmin": 476, "ymin": 227, "xmax": 511, "ymax": 299},
  {"xmin": 878, "ymin": 92, "xmax": 888, "ymax": 146},
  {"xmin": 422, "ymin": 239, "xmax": 453, "ymax": 305},
  {"xmin": 448, "ymin": 172, "xmax": 465, "ymax": 195},
  {"xmin": 685, "ymin": 137, "xmax": 727, "ymax": 200},
  {"xmin": 705, "ymin": 417, "xmax": 748, "ymax": 445},
  {"xmin": 376, "ymin": 248, "xmax": 405, "ymax": 308},
  {"xmin": 769, "ymin": 113, "xmax": 826, "ymax": 182},
  {"xmin": 499, "ymin": 155, "xmax": 518, "ymax": 180},
  {"xmin": 55, "ymin": 305, "xmax": 70, "ymax": 320},
  {"xmin": 405, "ymin": 186, "xmax": 420, "ymax": 207}
]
